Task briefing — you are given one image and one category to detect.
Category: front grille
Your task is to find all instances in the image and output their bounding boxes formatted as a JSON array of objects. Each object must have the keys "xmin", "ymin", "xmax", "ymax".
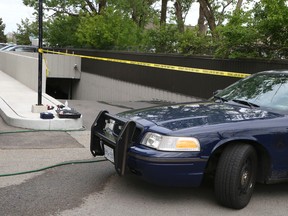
[{"xmin": 104, "ymin": 118, "xmax": 143, "ymax": 145}]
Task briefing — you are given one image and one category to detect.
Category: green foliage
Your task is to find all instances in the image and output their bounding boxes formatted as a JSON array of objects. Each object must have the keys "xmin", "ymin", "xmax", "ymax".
[
  {"xmin": 14, "ymin": 18, "xmax": 37, "ymax": 45},
  {"xmin": 19, "ymin": 0, "xmax": 288, "ymax": 60},
  {"xmin": 0, "ymin": 18, "xmax": 7, "ymax": 43},
  {"xmin": 253, "ymin": 0, "xmax": 288, "ymax": 58},
  {"xmin": 109, "ymin": 0, "xmax": 157, "ymax": 28},
  {"xmin": 178, "ymin": 27, "xmax": 214, "ymax": 55},
  {"xmin": 143, "ymin": 24, "xmax": 179, "ymax": 53},
  {"xmin": 23, "ymin": 0, "xmax": 94, "ymax": 15},
  {"xmin": 215, "ymin": 11, "xmax": 259, "ymax": 58},
  {"xmin": 143, "ymin": 25, "xmax": 214, "ymax": 55},
  {"xmin": 46, "ymin": 16, "xmax": 81, "ymax": 47},
  {"xmin": 76, "ymin": 7, "xmax": 142, "ymax": 50},
  {"xmin": 215, "ymin": 0, "xmax": 288, "ymax": 59}
]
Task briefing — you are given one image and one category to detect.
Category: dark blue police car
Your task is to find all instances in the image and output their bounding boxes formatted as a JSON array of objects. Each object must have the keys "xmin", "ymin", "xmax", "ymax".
[{"xmin": 90, "ymin": 69, "xmax": 288, "ymax": 209}]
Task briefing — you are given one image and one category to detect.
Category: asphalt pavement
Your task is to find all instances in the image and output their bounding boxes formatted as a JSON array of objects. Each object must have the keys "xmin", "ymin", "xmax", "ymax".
[
  {"xmin": 1, "ymin": 100, "xmax": 288, "ymax": 216},
  {"xmin": 0, "ymin": 99, "xmax": 169, "ymax": 216},
  {"xmin": 1, "ymin": 71, "xmax": 288, "ymax": 215},
  {"xmin": 0, "ymin": 99, "xmax": 157, "ymax": 188}
]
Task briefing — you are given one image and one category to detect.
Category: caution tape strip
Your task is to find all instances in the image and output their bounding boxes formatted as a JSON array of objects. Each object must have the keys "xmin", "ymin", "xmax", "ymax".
[
  {"xmin": 38, "ymin": 48, "xmax": 49, "ymax": 77},
  {"xmin": 39, "ymin": 49, "xmax": 251, "ymax": 79}
]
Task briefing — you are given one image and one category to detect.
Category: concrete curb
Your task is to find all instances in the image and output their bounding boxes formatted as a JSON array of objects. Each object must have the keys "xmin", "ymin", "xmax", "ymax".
[
  {"xmin": 0, "ymin": 71, "xmax": 83, "ymax": 130},
  {"xmin": 0, "ymin": 94, "xmax": 83, "ymax": 130}
]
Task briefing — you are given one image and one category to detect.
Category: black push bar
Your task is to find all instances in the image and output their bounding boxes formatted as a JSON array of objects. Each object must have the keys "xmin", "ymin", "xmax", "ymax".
[{"xmin": 90, "ymin": 111, "xmax": 136, "ymax": 176}]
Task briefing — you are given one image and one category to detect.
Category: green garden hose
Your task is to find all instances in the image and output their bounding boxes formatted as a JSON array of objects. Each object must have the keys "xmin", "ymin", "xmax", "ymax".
[
  {"xmin": 0, "ymin": 159, "xmax": 107, "ymax": 177},
  {"xmin": 0, "ymin": 128, "xmax": 104, "ymax": 177}
]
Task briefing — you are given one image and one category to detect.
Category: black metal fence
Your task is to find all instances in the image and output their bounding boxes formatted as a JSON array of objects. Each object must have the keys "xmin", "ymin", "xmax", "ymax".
[{"xmin": 56, "ymin": 49, "xmax": 288, "ymax": 99}]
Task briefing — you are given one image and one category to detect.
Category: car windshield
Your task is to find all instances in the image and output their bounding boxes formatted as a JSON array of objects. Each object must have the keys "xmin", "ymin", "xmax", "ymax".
[
  {"xmin": 215, "ymin": 72, "xmax": 288, "ymax": 113},
  {"xmin": 0, "ymin": 45, "xmax": 14, "ymax": 51}
]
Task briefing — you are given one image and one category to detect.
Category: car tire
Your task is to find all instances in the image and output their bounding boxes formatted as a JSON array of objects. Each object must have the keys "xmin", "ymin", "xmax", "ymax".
[{"xmin": 214, "ymin": 144, "xmax": 257, "ymax": 209}]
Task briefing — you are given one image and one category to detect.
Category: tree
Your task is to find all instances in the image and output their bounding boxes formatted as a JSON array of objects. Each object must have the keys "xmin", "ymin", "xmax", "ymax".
[
  {"xmin": 173, "ymin": 0, "xmax": 194, "ymax": 32},
  {"xmin": 130, "ymin": 0, "xmax": 155, "ymax": 28},
  {"xmin": 253, "ymin": 0, "xmax": 288, "ymax": 58},
  {"xmin": 0, "ymin": 18, "xmax": 7, "ymax": 43},
  {"xmin": 46, "ymin": 15, "xmax": 81, "ymax": 47},
  {"xmin": 236, "ymin": 0, "xmax": 244, "ymax": 11},
  {"xmin": 98, "ymin": 0, "xmax": 107, "ymax": 14},
  {"xmin": 144, "ymin": 24, "xmax": 179, "ymax": 53},
  {"xmin": 110, "ymin": 0, "xmax": 156, "ymax": 28},
  {"xmin": 197, "ymin": 0, "xmax": 246, "ymax": 37},
  {"xmin": 76, "ymin": 7, "xmax": 142, "ymax": 50},
  {"xmin": 197, "ymin": 3, "xmax": 206, "ymax": 35},
  {"xmin": 23, "ymin": 0, "xmax": 106, "ymax": 16},
  {"xmin": 215, "ymin": 0, "xmax": 288, "ymax": 59},
  {"xmin": 174, "ymin": 0, "xmax": 185, "ymax": 32},
  {"xmin": 178, "ymin": 27, "xmax": 214, "ymax": 55},
  {"xmin": 160, "ymin": 0, "xmax": 168, "ymax": 25},
  {"xmin": 14, "ymin": 18, "xmax": 37, "ymax": 45},
  {"xmin": 215, "ymin": 10, "xmax": 259, "ymax": 58},
  {"xmin": 20, "ymin": 0, "xmax": 288, "ymax": 59}
]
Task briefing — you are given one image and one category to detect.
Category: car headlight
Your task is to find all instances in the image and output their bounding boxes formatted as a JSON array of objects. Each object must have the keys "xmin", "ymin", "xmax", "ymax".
[{"xmin": 141, "ymin": 132, "xmax": 200, "ymax": 151}]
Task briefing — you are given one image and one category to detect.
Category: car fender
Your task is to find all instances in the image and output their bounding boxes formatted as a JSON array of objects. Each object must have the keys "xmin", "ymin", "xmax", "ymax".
[{"xmin": 210, "ymin": 136, "xmax": 259, "ymax": 154}]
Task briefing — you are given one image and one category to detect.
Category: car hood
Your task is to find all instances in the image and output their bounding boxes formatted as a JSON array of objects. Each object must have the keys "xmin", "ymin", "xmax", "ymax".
[{"xmin": 117, "ymin": 101, "xmax": 282, "ymax": 131}]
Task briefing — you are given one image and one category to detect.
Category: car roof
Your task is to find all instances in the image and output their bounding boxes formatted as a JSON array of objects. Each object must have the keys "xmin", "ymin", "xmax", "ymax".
[
  {"xmin": 0, "ymin": 44, "xmax": 15, "ymax": 51},
  {"xmin": 4, "ymin": 45, "xmax": 38, "ymax": 52},
  {"xmin": 0, "ymin": 43, "xmax": 7, "ymax": 47}
]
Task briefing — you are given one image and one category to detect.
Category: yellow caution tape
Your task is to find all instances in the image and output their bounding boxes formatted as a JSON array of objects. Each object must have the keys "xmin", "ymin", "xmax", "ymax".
[
  {"xmin": 38, "ymin": 48, "xmax": 49, "ymax": 77},
  {"xmin": 40, "ymin": 49, "xmax": 251, "ymax": 79},
  {"xmin": 43, "ymin": 56, "xmax": 49, "ymax": 77}
]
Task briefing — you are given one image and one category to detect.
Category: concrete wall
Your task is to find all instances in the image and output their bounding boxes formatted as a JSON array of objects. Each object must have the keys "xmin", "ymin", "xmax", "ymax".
[
  {"xmin": 72, "ymin": 72, "xmax": 200, "ymax": 103},
  {"xmin": 0, "ymin": 51, "xmax": 200, "ymax": 102},
  {"xmin": 0, "ymin": 52, "xmax": 81, "ymax": 93},
  {"xmin": 0, "ymin": 52, "xmax": 45, "ymax": 92},
  {"xmin": 78, "ymin": 49, "xmax": 288, "ymax": 99},
  {"xmin": 44, "ymin": 54, "xmax": 81, "ymax": 79}
]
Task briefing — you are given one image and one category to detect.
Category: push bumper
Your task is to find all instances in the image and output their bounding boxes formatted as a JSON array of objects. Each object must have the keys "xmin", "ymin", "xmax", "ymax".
[{"xmin": 90, "ymin": 110, "xmax": 136, "ymax": 176}]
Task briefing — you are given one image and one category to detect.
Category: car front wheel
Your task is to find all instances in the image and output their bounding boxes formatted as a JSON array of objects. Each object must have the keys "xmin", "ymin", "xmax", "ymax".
[{"xmin": 214, "ymin": 143, "xmax": 257, "ymax": 209}]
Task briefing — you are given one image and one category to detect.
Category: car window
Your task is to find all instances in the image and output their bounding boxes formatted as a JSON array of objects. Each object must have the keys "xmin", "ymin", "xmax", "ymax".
[
  {"xmin": 0, "ymin": 45, "xmax": 14, "ymax": 51},
  {"xmin": 216, "ymin": 73, "xmax": 288, "ymax": 113},
  {"xmin": 12, "ymin": 47, "xmax": 36, "ymax": 52},
  {"xmin": 14, "ymin": 47, "xmax": 25, "ymax": 52}
]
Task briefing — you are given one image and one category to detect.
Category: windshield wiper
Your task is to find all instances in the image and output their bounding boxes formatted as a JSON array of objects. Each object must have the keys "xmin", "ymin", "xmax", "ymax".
[
  {"xmin": 213, "ymin": 95, "xmax": 228, "ymax": 103},
  {"xmin": 232, "ymin": 99, "xmax": 260, "ymax": 108}
]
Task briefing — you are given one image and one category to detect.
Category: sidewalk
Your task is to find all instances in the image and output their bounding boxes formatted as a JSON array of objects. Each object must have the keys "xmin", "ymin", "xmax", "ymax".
[{"xmin": 0, "ymin": 70, "xmax": 83, "ymax": 130}]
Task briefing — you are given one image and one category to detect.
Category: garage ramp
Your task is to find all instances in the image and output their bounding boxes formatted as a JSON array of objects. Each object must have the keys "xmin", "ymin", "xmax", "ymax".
[{"xmin": 0, "ymin": 70, "xmax": 83, "ymax": 130}]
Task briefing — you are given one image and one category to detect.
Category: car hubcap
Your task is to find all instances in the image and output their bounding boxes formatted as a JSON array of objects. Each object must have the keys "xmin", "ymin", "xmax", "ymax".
[
  {"xmin": 239, "ymin": 159, "xmax": 252, "ymax": 194},
  {"xmin": 241, "ymin": 170, "xmax": 249, "ymax": 186}
]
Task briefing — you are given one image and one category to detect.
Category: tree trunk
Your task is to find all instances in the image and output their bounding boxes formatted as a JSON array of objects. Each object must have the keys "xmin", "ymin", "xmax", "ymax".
[
  {"xmin": 198, "ymin": 0, "xmax": 217, "ymax": 37},
  {"xmin": 98, "ymin": 0, "xmax": 107, "ymax": 14},
  {"xmin": 174, "ymin": 0, "xmax": 184, "ymax": 32},
  {"xmin": 84, "ymin": 0, "xmax": 97, "ymax": 13},
  {"xmin": 236, "ymin": 0, "xmax": 244, "ymax": 10},
  {"xmin": 160, "ymin": 0, "xmax": 168, "ymax": 25},
  {"xmin": 198, "ymin": 3, "xmax": 206, "ymax": 35}
]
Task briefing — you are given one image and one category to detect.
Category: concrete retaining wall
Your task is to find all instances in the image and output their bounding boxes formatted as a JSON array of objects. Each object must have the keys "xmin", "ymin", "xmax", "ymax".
[
  {"xmin": 72, "ymin": 72, "xmax": 199, "ymax": 103},
  {"xmin": 44, "ymin": 54, "xmax": 81, "ymax": 79},
  {"xmin": 0, "ymin": 51, "xmax": 201, "ymax": 102},
  {"xmin": 0, "ymin": 52, "xmax": 81, "ymax": 92},
  {"xmin": 0, "ymin": 52, "xmax": 45, "ymax": 92}
]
